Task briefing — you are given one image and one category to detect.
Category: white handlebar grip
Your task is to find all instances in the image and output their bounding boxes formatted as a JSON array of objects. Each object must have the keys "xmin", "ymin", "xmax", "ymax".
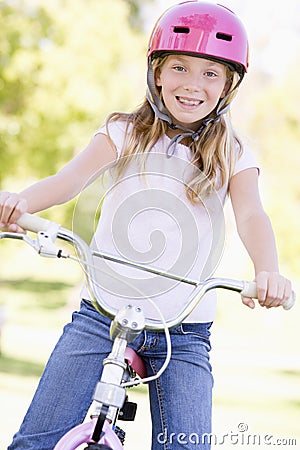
[
  {"xmin": 17, "ymin": 213, "xmax": 59, "ymax": 233},
  {"xmin": 241, "ymin": 281, "xmax": 257, "ymax": 299},
  {"xmin": 282, "ymin": 291, "xmax": 296, "ymax": 310},
  {"xmin": 241, "ymin": 281, "xmax": 295, "ymax": 310}
]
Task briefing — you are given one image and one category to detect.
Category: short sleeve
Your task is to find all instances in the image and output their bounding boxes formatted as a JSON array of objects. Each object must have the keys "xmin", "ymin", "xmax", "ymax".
[
  {"xmin": 94, "ymin": 120, "xmax": 131, "ymax": 159},
  {"xmin": 233, "ymin": 143, "xmax": 260, "ymax": 176}
]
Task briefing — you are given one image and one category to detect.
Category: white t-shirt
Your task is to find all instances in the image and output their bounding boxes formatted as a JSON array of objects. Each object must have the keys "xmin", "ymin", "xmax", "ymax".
[{"xmin": 81, "ymin": 120, "xmax": 259, "ymax": 323}]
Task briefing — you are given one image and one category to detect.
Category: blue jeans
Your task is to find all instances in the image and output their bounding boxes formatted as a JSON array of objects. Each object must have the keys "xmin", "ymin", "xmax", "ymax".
[{"xmin": 8, "ymin": 300, "xmax": 213, "ymax": 450}]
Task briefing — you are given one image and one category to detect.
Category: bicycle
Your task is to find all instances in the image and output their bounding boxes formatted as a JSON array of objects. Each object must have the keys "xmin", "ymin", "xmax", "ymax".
[{"xmin": 0, "ymin": 213, "xmax": 295, "ymax": 450}]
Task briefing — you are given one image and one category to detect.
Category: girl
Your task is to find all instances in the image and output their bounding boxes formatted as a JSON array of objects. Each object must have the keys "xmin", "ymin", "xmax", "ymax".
[{"xmin": 0, "ymin": 2, "xmax": 292, "ymax": 449}]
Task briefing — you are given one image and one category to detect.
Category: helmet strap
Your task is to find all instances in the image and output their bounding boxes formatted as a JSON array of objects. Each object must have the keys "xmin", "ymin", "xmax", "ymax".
[{"xmin": 146, "ymin": 64, "xmax": 173, "ymax": 126}]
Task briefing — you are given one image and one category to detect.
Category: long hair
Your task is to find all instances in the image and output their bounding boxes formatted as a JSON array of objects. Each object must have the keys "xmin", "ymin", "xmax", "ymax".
[{"xmin": 105, "ymin": 56, "xmax": 243, "ymax": 203}]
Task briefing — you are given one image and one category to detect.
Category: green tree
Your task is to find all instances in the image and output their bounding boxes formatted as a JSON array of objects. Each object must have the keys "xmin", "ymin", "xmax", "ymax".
[
  {"xmin": 0, "ymin": 0, "xmax": 53, "ymax": 180},
  {"xmin": 0, "ymin": 0, "xmax": 145, "ymax": 182}
]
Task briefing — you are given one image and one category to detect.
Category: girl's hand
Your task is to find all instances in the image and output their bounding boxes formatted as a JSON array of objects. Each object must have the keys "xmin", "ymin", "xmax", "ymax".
[
  {"xmin": 0, "ymin": 191, "xmax": 27, "ymax": 233},
  {"xmin": 242, "ymin": 271, "xmax": 292, "ymax": 309}
]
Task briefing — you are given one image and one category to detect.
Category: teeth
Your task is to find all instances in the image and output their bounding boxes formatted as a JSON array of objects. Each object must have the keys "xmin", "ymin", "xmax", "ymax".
[{"xmin": 178, "ymin": 97, "xmax": 201, "ymax": 106}]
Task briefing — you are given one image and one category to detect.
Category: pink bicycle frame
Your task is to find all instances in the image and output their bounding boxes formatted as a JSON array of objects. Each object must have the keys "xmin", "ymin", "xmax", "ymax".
[{"xmin": 54, "ymin": 418, "xmax": 123, "ymax": 450}]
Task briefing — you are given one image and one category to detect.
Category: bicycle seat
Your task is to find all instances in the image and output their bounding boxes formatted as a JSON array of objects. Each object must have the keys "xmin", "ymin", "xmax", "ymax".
[{"xmin": 124, "ymin": 347, "xmax": 147, "ymax": 379}]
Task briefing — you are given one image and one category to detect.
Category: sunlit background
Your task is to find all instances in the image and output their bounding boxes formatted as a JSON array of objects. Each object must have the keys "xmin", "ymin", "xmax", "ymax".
[{"xmin": 0, "ymin": 0, "xmax": 299, "ymax": 448}]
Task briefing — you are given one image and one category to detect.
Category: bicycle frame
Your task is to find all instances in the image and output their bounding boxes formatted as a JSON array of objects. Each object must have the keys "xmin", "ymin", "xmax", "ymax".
[
  {"xmin": 0, "ymin": 213, "xmax": 295, "ymax": 450},
  {"xmin": 54, "ymin": 419, "xmax": 121, "ymax": 450}
]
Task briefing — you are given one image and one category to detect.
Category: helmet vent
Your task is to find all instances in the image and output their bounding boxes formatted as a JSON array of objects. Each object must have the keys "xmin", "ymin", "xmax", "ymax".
[
  {"xmin": 216, "ymin": 32, "xmax": 232, "ymax": 42},
  {"xmin": 173, "ymin": 26, "xmax": 190, "ymax": 34}
]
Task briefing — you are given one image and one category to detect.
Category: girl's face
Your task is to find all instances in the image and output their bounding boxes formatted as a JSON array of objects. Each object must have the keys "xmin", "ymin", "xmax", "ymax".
[{"xmin": 156, "ymin": 54, "xmax": 229, "ymax": 131}]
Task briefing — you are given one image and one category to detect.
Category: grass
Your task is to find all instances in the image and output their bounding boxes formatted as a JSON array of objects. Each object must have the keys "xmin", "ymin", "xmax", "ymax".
[{"xmin": 0, "ymin": 354, "xmax": 44, "ymax": 378}]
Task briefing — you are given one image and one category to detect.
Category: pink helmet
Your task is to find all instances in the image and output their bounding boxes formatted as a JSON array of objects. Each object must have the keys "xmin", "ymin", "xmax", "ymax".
[{"xmin": 147, "ymin": 1, "xmax": 249, "ymax": 75}]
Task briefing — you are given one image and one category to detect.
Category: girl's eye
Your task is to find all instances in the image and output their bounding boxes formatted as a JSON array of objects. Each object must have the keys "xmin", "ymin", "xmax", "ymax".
[
  {"xmin": 173, "ymin": 65, "xmax": 186, "ymax": 72},
  {"xmin": 205, "ymin": 71, "xmax": 217, "ymax": 78}
]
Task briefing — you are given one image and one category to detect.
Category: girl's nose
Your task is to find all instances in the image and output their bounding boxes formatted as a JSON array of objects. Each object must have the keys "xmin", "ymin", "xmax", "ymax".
[{"xmin": 183, "ymin": 73, "xmax": 202, "ymax": 92}]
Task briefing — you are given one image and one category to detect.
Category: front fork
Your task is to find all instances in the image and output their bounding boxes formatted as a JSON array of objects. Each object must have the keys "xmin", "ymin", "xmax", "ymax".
[{"xmin": 90, "ymin": 305, "xmax": 145, "ymax": 441}]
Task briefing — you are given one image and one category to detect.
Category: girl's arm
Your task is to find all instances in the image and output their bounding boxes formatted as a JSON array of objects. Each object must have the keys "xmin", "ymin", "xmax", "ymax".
[
  {"xmin": 0, "ymin": 132, "xmax": 117, "ymax": 231},
  {"xmin": 229, "ymin": 168, "xmax": 292, "ymax": 309}
]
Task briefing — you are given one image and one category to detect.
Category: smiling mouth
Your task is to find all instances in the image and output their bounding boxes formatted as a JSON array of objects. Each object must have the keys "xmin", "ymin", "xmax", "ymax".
[{"xmin": 176, "ymin": 96, "xmax": 203, "ymax": 106}]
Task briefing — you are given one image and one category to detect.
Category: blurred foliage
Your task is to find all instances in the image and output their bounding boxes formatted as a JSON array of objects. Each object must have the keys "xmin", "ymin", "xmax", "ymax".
[
  {"xmin": 0, "ymin": 0, "xmax": 145, "ymax": 180},
  {"xmin": 0, "ymin": 0, "xmax": 53, "ymax": 179},
  {"xmin": 247, "ymin": 60, "xmax": 300, "ymax": 275}
]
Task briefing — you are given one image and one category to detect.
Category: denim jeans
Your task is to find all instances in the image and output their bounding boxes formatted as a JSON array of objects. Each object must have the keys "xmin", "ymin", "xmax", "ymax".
[{"xmin": 8, "ymin": 300, "xmax": 213, "ymax": 450}]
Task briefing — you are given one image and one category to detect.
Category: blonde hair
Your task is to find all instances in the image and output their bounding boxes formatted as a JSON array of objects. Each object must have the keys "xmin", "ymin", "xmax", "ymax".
[{"xmin": 106, "ymin": 56, "xmax": 243, "ymax": 203}]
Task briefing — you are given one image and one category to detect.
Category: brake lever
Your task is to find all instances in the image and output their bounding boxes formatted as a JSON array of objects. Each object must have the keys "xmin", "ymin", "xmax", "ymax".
[{"xmin": 36, "ymin": 231, "xmax": 69, "ymax": 258}]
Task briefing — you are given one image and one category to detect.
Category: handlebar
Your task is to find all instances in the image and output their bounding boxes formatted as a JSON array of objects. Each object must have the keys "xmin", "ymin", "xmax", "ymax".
[{"xmin": 0, "ymin": 213, "xmax": 295, "ymax": 331}]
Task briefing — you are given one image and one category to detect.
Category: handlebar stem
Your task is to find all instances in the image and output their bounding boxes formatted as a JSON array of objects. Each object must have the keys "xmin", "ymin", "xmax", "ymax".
[{"xmin": 110, "ymin": 305, "xmax": 145, "ymax": 343}]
